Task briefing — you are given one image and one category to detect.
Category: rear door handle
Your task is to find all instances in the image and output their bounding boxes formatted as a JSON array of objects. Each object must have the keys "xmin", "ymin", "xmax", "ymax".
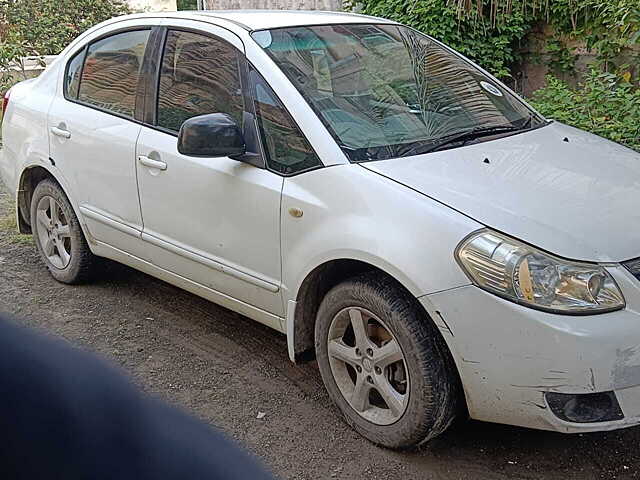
[
  {"xmin": 138, "ymin": 155, "xmax": 167, "ymax": 171},
  {"xmin": 50, "ymin": 126, "xmax": 71, "ymax": 139}
]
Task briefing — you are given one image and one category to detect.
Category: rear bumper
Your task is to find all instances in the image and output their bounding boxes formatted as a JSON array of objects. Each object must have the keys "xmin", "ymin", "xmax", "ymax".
[
  {"xmin": 0, "ymin": 146, "xmax": 9, "ymax": 189},
  {"xmin": 421, "ymin": 264, "xmax": 640, "ymax": 433},
  {"xmin": 0, "ymin": 142, "xmax": 18, "ymax": 194}
]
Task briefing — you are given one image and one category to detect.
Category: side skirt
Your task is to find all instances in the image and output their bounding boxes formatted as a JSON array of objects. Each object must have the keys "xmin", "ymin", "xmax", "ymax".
[{"xmin": 90, "ymin": 240, "xmax": 286, "ymax": 334}]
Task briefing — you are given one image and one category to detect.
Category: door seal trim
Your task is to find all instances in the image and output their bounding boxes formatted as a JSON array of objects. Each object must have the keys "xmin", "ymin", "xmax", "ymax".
[
  {"xmin": 79, "ymin": 205, "xmax": 141, "ymax": 237},
  {"xmin": 91, "ymin": 238, "xmax": 284, "ymax": 332},
  {"xmin": 141, "ymin": 232, "xmax": 280, "ymax": 293}
]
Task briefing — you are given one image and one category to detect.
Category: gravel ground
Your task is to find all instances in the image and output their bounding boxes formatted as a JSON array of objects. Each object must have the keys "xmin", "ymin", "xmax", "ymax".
[{"xmin": 1, "ymin": 182, "xmax": 639, "ymax": 479}]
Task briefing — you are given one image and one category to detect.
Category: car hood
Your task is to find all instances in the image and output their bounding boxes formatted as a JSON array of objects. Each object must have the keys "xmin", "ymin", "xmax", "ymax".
[{"xmin": 362, "ymin": 122, "xmax": 640, "ymax": 263}]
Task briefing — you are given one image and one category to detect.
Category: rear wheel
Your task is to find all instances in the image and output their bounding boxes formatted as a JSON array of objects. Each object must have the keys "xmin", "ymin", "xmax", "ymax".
[
  {"xmin": 315, "ymin": 273, "xmax": 459, "ymax": 448},
  {"xmin": 31, "ymin": 179, "xmax": 97, "ymax": 284}
]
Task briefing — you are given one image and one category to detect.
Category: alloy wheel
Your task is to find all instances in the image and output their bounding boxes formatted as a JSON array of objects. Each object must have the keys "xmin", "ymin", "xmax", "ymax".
[
  {"xmin": 327, "ymin": 306, "xmax": 409, "ymax": 425},
  {"xmin": 35, "ymin": 196, "xmax": 72, "ymax": 269}
]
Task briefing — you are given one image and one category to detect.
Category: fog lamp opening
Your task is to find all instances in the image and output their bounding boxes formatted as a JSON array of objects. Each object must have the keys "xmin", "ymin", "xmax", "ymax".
[{"xmin": 545, "ymin": 391, "xmax": 624, "ymax": 423}]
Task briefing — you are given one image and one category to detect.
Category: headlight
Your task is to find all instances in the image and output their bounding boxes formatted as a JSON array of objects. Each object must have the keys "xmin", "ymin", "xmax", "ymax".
[{"xmin": 455, "ymin": 230, "xmax": 624, "ymax": 314}]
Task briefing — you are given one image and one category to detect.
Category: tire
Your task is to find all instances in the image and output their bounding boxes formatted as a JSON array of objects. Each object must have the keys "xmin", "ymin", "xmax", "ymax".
[
  {"xmin": 315, "ymin": 273, "xmax": 459, "ymax": 449},
  {"xmin": 30, "ymin": 179, "xmax": 97, "ymax": 284}
]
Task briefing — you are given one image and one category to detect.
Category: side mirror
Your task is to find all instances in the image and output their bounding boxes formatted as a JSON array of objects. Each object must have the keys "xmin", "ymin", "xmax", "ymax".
[{"xmin": 177, "ymin": 113, "xmax": 246, "ymax": 158}]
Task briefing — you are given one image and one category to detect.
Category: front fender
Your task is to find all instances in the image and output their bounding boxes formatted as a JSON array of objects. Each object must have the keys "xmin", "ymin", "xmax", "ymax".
[{"xmin": 281, "ymin": 164, "xmax": 480, "ymax": 305}]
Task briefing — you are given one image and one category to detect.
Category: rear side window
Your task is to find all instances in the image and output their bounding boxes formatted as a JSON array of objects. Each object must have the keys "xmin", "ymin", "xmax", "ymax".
[
  {"xmin": 78, "ymin": 29, "xmax": 150, "ymax": 118},
  {"xmin": 250, "ymin": 69, "xmax": 322, "ymax": 175},
  {"xmin": 64, "ymin": 49, "xmax": 85, "ymax": 100},
  {"xmin": 156, "ymin": 30, "xmax": 244, "ymax": 132}
]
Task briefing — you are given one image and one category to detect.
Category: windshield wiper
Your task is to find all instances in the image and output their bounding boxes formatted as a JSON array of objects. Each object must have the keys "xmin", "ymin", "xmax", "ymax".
[
  {"xmin": 400, "ymin": 124, "xmax": 525, "ymax": 157},
  {"xmin": 338, "ymin": 121, "xmax": 539, "ymax": 162}
]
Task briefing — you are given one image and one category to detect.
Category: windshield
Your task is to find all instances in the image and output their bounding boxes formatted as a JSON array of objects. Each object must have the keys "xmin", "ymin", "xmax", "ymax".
[{"xmin": 252, "ymin": 24, "xmax": 545, "ymax": 162}]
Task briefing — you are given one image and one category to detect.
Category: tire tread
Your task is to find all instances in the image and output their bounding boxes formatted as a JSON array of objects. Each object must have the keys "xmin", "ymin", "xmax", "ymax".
[
  {"xmin": 30, "ymin": 179, "xmax": 97, "ymax": 284},
  {"xmin": 315, "ymin": 272, "xmax": 459, "ymax": 449}
]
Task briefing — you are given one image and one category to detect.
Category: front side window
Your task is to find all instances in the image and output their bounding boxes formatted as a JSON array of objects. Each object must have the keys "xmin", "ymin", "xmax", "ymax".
[
  {"xmin": 157, "ymin": 30, "xmax": 243, "ymax": 132},
  {"xmin": 78, "ymin": 29, "xmax": 150, "ymax": 118},
  {"xmin": 252, "ymin": 24, "xmax": 545, "ymax": 162},
  {"xmin": 250, "ymin": 68, "xmax": 322, "ymax": 175}
]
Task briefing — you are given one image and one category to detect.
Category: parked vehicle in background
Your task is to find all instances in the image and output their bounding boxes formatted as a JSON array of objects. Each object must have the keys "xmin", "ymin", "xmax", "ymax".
[{"xmin": 3, "ymin": 10, "xmax": 640, "ymax": 448}]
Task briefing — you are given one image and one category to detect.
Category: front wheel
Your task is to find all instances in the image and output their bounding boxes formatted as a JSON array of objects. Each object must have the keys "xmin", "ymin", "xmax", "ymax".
[
  {"xmin": 31, "ymin": 179, "xmax": 97, "ymax": 284},
  {"xmin": 315, "ymin": 273, "xmax": 459, "ymax": 448}
]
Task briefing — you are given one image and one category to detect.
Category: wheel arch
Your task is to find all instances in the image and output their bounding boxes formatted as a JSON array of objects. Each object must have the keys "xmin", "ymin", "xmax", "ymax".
[
  {"xmin": 290, "ymin": 257, "xmax": 441, "ymax": 362},
  {"xmin": 16, "ymin": 164, "xmax": 88, "ymax": 242},
  {"xmin": 290, "ymin": 256, "xmax": 468, "ymax": 420}
]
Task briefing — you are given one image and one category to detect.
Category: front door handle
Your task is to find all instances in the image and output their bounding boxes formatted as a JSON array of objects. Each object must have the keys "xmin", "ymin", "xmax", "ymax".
[
  {"xmin": 50, "ymin": 126, "xmax": 71, "ymax": 139},
  {"xmin": 138, "ymin": 155, "xmax": 167, "ymax": 171}
]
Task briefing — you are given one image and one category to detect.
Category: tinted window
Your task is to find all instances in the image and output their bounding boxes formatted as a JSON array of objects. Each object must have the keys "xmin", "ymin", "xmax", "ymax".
[
  {"xmin": 65, "ymin": 49, "xmax": 85, "ymax": 100},
  {"xmin": 157, "ymin": 30, "xmax": 243, "ymax": 132},
  {"xmin": 78, "ymin": 29, "xmax": 150, "ymax": 118},
  {"xmin": 251, "ymin": 69, "xmax": 321, "ymax": 175}
]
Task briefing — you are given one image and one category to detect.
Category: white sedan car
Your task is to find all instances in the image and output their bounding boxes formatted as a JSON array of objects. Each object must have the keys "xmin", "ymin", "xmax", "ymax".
[{"xmin": 3, "ymin": 10, "xmax": 640, "ymax": 448}]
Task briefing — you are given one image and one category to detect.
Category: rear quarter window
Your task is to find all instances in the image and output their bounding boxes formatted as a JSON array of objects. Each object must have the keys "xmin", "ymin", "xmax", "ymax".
[{"xmin": 64, "ymin": 49, "xmax": 85, "ymax": 100}]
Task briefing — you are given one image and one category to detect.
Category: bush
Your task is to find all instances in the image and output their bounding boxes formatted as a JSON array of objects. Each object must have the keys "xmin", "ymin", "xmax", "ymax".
[
  {"xmin": 0, "ymin": 0, "xmax": 130, "ymax": 94},
  {"xmin": 352, "ymin": 0, "xmax": 640, "ymax": 83},
  {"xmin": 530, "ymin": 71, "xmax": 640, "ymax": 152},
  {"xmin": 349, "ymin": 0, "xmax": 536, "ymax": 79},
  {"xmin": 0, "ymin": 28, "xmax": 40, "ymax": 94},
  {"xmin": 0, "ymin": 0, "xmax": 131, "ymax": 56},
  {"xmin": 177, "ymin": 0, "xmax": 198, "ymax": 9}
]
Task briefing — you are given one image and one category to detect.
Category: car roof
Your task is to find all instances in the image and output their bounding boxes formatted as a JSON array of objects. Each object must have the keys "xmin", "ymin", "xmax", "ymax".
[{"xmin": 172, "ymin": 9, "xmax": 395, "ymax": 31}]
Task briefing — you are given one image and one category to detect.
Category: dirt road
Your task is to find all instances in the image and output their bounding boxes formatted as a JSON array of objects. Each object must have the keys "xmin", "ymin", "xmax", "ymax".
[{"xmin": 0, "ymin": 183, "xmax": 638, "ymax": 480}]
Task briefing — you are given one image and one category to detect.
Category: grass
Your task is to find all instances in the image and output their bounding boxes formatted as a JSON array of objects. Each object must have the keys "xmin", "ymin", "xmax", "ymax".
[{"xmin": 0, "ymin": 194, "xmax": 33, "ymax": 245}]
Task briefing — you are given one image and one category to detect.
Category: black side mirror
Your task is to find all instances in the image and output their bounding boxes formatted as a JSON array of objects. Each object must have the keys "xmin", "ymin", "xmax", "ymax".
[{"xmin": 177, "ymin": 113, "xmax": 246, "ymax": 158}]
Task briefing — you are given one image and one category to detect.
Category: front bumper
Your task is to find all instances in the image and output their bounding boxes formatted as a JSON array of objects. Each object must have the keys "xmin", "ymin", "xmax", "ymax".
[{"xmin": 421, "ymin": 264, "xmax": 640, "ymax": 433}]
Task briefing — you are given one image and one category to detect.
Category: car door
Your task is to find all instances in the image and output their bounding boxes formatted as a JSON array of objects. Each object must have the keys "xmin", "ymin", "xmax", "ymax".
[
  {"xmin": 135, "ymin": 26, "xmax": 286, "ymax": 316},
  {"xmin": 48, "ymin": 28, "xmax": 152, "ymax": 256}
]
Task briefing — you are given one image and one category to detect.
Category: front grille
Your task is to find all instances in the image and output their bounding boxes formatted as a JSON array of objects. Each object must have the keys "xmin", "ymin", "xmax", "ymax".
[{"xmin": 622, "ymin": 257, "xmax": 640, "ymax": 280}]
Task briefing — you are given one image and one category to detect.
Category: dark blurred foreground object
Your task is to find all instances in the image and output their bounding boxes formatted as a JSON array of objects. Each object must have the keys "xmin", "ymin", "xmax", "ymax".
[{"xmin": 0, "ymin": 314, "xmax": 274, "ymax": 480}]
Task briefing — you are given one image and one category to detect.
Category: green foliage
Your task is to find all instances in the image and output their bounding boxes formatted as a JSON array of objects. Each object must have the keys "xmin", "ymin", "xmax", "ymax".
[
  {"xmin": 545, "ymin": 0, "xmax": 640, "ymax": 76},
  {"xmin": 0, "ymin": 0, "xmax": 129, "ymax": 94},
  {"xmin": 177, "ymin": 0, "xmax": 198, "ymax": 10},
  {"xmin": 0, "ymin": 28, "xmax": 40, "ymax": 93},
  {"xmin": 353, "ymin": 0, "xmax": 640, "ymax": 81},
  {"xmin": 1, "ymin": 0, "xmax": 130, "ymax": 56},
  {"xmin": 530, "ymin": 71, "xmax": 640, "ymax": 151},
  {"xmin": 348, "ymin": 0, "xmax": 535, "ymax": 78},
  {"xmin": 545, "ymin": 38, "xmax": 576, "ymax": 72}
]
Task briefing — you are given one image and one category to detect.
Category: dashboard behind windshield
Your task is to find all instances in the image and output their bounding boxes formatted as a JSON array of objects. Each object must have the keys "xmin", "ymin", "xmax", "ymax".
[{"xmin": 252, "ymin": 23, "xmax": 544, "ymax": 162}]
